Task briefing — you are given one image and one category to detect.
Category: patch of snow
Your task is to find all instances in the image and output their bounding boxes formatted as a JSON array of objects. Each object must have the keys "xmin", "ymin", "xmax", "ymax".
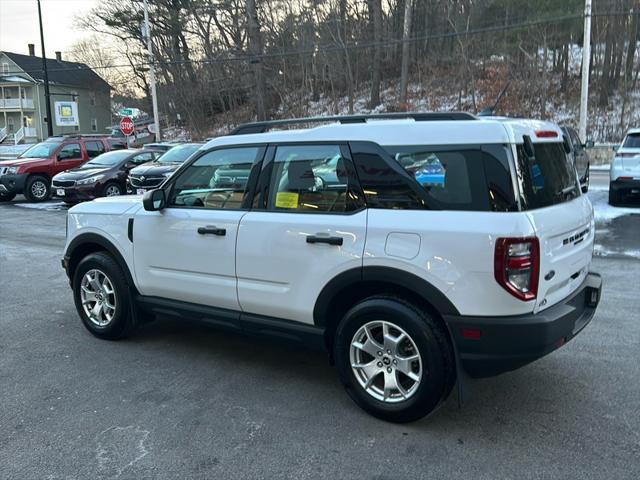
[
  {"xmin": 593, "ymin": 244, "xmax": 640, "ymax": 259},
  {"xmin": 587, "ymin": 190, "xmax": 640, "ymax": 222},
  {"xmin": 14, "ymin": 201, "xmax": 67, "ymax": 211}
]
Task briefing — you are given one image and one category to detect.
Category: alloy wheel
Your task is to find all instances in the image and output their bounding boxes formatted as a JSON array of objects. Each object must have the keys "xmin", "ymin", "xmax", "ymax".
[
  {"xmin": 105, "ymin": 185, "xmax": 121, "ymax": 196},
  {"xmin": 80, "ymin": 269, "xmax": 117, "ymax": 327},
  {"xmin": 31, "ymin": 180, "xmax": 47, "ymax": 200},
  {"xmin": 350, "ymin": 320, "xmax": 422, "ymax": 403}
]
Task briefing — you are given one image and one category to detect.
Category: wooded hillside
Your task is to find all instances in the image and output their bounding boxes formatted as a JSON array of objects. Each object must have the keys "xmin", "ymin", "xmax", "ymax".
[{"xmin": 76, "ymin": 0, "xmax": 640, "ymax": 141}]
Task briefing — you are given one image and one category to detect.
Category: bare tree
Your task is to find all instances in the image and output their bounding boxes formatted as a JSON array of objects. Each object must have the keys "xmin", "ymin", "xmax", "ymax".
[{"xmin": 246, "ymin": 0, "xmax": 267, "ymax": 120}]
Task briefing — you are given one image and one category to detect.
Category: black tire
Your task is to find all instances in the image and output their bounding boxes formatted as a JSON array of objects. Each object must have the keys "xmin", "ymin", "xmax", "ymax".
[
  {"xmin": 72, "ymin": 252, "xmax": 136, "ymax": 340},
  {"xmin": 0, "ymin": 192, "xmax": 16, "ymax": 202},
  {"xmin": 334, "ymin": 296, "xmax": 455, "ymax": 423},
  {"xmin": 24, "ymin": 175, "xmax": 50, "ymax": 202},
  {"xmin": 102, "ymin": 182, "xmax": 122, "ymax": 197},
  {"xmin": 609, "ymin": 185, "xmax": 621, "ymax": 206}
]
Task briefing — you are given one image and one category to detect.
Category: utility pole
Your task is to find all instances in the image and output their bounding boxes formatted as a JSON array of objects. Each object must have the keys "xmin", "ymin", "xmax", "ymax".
[
  {"xmin": 37, "ymin": 0, "xmax": 53, "ymax": 138},
  {"xmin": 143, "ymin": 0, "xmax": 161, "ymax": 141},
  {"xmin": 399, "ymin": 0, "xmax": 413, "ymax": 106},
  {"xmin": 579, "ymin": 0, "xmax": 592, "ymax": 143}
]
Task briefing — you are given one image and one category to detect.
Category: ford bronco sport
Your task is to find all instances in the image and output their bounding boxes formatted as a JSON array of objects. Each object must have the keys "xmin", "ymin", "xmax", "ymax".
[{"xmin": 62, "ymin": 113, "xmax": 602, "ymax": 422}]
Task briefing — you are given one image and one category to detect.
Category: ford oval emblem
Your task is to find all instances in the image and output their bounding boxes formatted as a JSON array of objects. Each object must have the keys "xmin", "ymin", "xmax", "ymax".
[{"xmin": 544, "ymin": 270, "xmax": 556, "ymax": 281}]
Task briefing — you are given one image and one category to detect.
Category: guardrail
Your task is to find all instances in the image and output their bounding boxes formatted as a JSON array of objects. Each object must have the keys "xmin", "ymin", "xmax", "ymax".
[{"xmin": 586, "ymin": 144, "xmax": 617, "ymax": 166}]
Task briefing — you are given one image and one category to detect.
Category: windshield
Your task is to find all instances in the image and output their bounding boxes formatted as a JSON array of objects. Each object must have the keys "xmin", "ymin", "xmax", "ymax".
[
  {"xmin": 156, "ymin": 144, "xmax": 201, "ymax": 164},
  {"xmin": 622, "ymin": 133, "xmax": 640, "ymax": 149},
  {"xmin": 78, "ymin": 150, "xmax": 132, "ymax": 169},
  {"xmin": 515, "ymin": 142, "xmax": 580, "ymax": 210},
  {"xmin": 18, "ymin": 141, "xmax": 61, "ymax": 158}
]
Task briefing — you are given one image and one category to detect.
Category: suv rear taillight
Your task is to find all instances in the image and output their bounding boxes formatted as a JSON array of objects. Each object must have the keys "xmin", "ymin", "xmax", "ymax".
[{"xmin": 494, "ymin": 237, "xmax": 540, "ymax": 301}]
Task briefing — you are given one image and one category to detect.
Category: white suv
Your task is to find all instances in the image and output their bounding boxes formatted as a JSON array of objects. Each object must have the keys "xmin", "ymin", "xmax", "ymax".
[
  {"xmin": 62, "ymin": 113, "xmax": 602, "ymax": 422},
  {"xmin": 610, "ymin": 128, "xmax": 640, "ymax": 205}
]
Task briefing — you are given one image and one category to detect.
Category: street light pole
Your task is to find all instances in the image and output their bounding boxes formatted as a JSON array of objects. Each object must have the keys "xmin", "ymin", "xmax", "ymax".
[
  {"xmin": 143, "ymin": 0, "xmax": 161, "ymax": 141},
  {"xmin": 37, "ymin": 0, "xmax": 53, "ymax": 138},
  {"xmin": 578, "ymin": 0, "xmax": 592, "ymax": 143}
]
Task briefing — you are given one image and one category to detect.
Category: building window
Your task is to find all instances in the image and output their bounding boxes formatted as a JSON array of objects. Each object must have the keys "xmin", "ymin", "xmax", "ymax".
[
  {"xmin": 91, "ymin": 118, "xmax": 98, "ymax": 132},
  {"xmin": 1, "ymin": 63, "xmax": 9, "ymax": 75},
  {"xmin": 89, "ymin": 93, "xmax": 96, "ymax": 106}
]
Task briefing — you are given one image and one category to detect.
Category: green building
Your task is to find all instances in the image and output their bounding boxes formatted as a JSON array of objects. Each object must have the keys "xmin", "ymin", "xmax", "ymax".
[{"xmin": 0, "ymin": 45, "xmax": 111, "ymax": 144}]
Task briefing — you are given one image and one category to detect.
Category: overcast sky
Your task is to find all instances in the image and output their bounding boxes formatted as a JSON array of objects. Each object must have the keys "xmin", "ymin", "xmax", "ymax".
[{"xmin": 0, "ymin": 0, "xmax": 99, "ymax": 57}]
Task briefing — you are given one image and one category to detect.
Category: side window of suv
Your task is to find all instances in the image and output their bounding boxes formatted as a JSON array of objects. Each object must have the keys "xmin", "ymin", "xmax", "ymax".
[
  {"xmin": 266, "ymin": 145, "xmax": 361, "ymax": 213},
  {"xmin": 85, "ymin": 141, "xmax": 105, "ymax": 158},
  {"xmin": 57, "ymin": 143, "xmax": 82, "ymax": 161},
  {"xmin": 169, "ymin": 147, "xmax": 261, "ymax": 209}
]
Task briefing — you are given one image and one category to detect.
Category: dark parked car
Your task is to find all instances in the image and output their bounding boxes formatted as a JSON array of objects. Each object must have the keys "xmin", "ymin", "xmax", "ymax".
[
  {"xmin": 0, "ymin": 135, "xmax": 127, "ymax": 203},
  {"xmin": 127, "ymin": 143, "xmax": 203, "ymax": 194},
  {"xmin": 51, "ymin": 149, "xmax": 161, "ymax": 204},
  {"xmin": 561, "ymin": 126, "xmax": 590, "ymax": 192},
  {"xmin": 143, "ymin": 142, "xmax": 183, "ymax": 152}
]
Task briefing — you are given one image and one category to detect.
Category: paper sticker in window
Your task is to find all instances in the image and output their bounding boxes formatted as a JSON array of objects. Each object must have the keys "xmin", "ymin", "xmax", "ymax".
[{"xmin": 275, "ymin": 191, "xmax": 299, "ymax": 209}]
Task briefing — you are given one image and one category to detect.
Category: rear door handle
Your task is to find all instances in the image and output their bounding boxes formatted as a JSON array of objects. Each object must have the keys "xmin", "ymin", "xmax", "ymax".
[
  {"xmin": 197, "ymin": 225, "xmax": 226, "ymax": 236},
  {"xmin": 306, "ymin": 234, "xmax": 343, "ymax": 246}
]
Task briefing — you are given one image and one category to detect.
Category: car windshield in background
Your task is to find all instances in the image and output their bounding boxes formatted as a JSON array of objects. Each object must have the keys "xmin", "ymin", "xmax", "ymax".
[
  {"xmin": 622, "ymin": 133, "xmax": 640, "ymax": 148},
  {"xmin": 18, "ymin": 141, "xmax": 61, "ymax": 158},
  {"xmin": 78, "ymin": 150, "xmax": 132, "ymax": 169},
  {"xmin": 515, "ymin": 142, "xmax": 580, "ymax": 210},
  {"xmin": 156, "ymin": 144, "xmax": 201, "ymax": 164}
]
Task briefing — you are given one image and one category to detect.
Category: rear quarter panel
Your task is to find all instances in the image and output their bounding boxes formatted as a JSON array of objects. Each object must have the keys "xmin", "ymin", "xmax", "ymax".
[{"xmin": 364, "ymin": 209, "xmax": 538, "ymax": 316}]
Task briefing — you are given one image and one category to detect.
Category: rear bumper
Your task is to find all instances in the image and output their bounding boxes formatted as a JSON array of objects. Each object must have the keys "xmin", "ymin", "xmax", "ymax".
[
  {"xmin": 610, "ymin": 179, "xmax": 640, "ymax": 193},
  {"xmin": 445, "ymin": 272, "xmax": 602, "ymax": 378},
  {"xmin": 0, "ymin": 173, "xmax": 27, "ymax": 194}
]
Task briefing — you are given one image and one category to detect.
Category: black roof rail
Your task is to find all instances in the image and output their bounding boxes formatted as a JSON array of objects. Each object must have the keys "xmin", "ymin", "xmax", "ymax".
[{"xmin": 229, "ymin": 112, "xmax": 476, "ymax": 135}]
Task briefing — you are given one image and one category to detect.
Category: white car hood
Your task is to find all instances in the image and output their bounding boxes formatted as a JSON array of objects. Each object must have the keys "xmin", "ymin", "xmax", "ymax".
[{"xmin": 68, "ymin": 195, "xmax": 143, "ymax": 216}]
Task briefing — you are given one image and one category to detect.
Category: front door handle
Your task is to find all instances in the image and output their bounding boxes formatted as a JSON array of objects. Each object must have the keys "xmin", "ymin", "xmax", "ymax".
[
  {"xmin": 197, "ymin": 225, "xmax": 226, "ymax": 236},
  {"xmin": 306, "ymin": 234, "xmax": 343, "ymax": 246}
]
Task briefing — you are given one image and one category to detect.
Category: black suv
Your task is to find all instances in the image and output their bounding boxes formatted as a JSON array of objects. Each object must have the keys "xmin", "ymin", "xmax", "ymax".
[
  {"xmin": 561, "ymin": 126, "xmax": 590, "ymax": 192},
  {"xmin": 127, "ymin": 143, "xmax": 202, "ymax": 194}
]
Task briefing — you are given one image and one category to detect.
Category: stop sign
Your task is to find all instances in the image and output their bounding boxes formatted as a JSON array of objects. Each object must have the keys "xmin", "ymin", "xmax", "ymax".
[{"xmin": 120, "ymin": 116, "xmax": 135, "ymax": 136}]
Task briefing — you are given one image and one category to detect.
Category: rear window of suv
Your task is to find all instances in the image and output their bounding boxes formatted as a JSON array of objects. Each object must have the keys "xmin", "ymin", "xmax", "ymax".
[
  {"xmin": 370, "ymin": 144, "xmax": 518, "ymax": 212},
  {"xmin": 622, "ymin": 133, "xmax": 640, "ymax": 148},
  {"xmin": 515, "ymin": 142, "xmax": 580, "ymax": 210}
]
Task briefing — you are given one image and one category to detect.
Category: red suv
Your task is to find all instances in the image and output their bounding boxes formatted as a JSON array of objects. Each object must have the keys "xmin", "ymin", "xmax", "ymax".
[{"xmin": 0, "ymin": 135, "xmax": 126, "ymax": 202}]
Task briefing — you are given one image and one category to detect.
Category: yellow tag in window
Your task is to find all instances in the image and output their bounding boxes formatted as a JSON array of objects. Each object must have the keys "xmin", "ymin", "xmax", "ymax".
[{"xmin": 275, "ymin": 192, "xmax": 299, "ymax": 209}]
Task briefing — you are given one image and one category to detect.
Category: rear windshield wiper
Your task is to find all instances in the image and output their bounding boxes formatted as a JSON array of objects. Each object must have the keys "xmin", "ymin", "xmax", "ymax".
[{"xmin": 556, "ymin": 184, "xmax": 579, "ymax": 199}]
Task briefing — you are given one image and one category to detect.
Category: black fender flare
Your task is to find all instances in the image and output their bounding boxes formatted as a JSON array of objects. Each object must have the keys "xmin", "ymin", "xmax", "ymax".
[
  {"xmin": 313, "ymin": 266, "xmax": 460, "ymax": 327},
  {"xmin": 64, "ymin": 232, "xmax": 135, "ymax": 288}
]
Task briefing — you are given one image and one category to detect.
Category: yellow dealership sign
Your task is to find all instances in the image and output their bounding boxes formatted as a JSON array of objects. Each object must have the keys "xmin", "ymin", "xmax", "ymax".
[{"xmin": 54, "ymin": 101, "xmax": 79, "ymax": 127}]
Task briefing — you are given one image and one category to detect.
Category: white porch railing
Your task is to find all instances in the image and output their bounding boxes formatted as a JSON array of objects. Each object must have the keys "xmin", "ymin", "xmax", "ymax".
[
  {"xmin": 0, "ymin": 98, "xmax": 35, "ymax": 109},
  {"xmin": 0, "ymin": 127, "xmax": 6, "ymax": 143},
  {"xmin": 14, "ymin": 127, "xmax": 24, "ymax": 145}
]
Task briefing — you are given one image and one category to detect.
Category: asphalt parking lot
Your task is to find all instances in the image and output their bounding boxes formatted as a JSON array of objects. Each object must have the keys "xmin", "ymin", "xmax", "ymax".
[{"xmin": 1, "ymin": 179, "xmax": 639, "ymax": 479}]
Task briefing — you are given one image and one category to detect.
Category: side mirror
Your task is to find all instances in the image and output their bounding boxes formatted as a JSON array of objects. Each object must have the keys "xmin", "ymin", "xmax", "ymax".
[
  {"xmin": 143, "ymin": 188, "xmax": 166, "ymax": 211},
  {"xmin": 584, "ymin": 140, "xmax": 594, "ymax": 149}
]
